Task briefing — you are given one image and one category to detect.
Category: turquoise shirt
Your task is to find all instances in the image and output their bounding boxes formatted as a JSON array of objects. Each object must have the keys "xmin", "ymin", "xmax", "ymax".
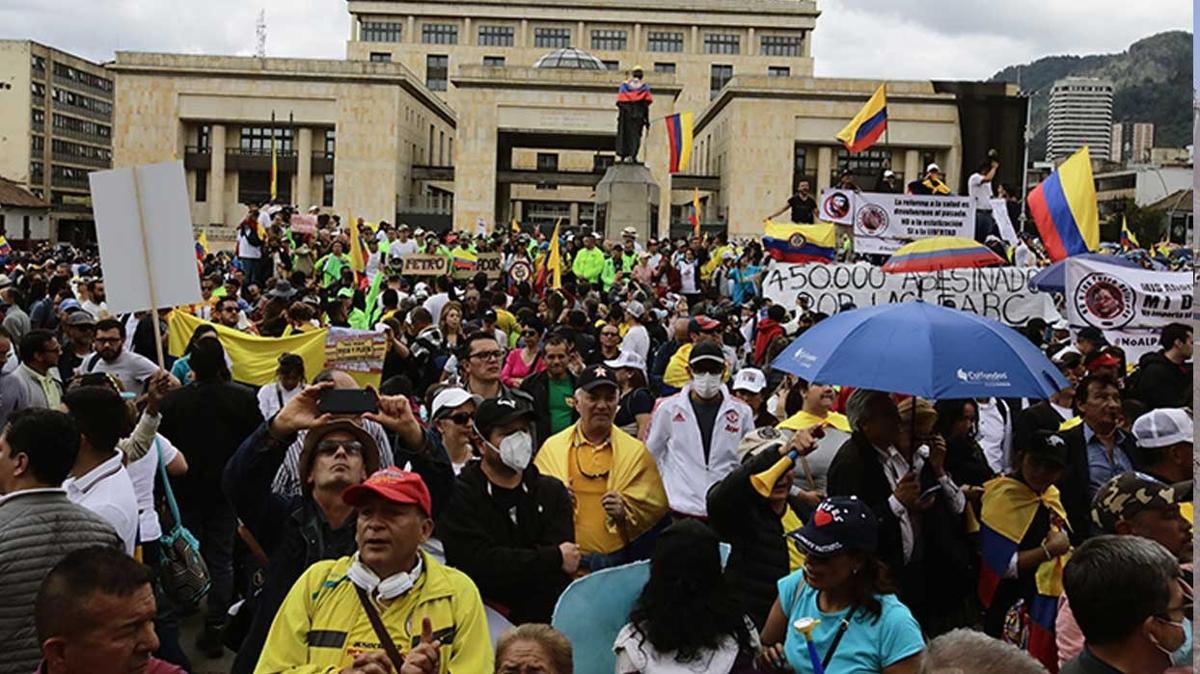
[{"xmin": 776, "ymin": 571, "xmax": 924, "ymax": 674}]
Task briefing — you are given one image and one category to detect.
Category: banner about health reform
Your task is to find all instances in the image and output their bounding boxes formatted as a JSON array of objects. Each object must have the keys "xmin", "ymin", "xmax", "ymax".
[
  {"xmin": 819, "ymin": 189, "xmax": 976, "ymax": 254},
  {"xmin": 1065, "ymin": 257, "xmax": 1192, "ymax": 363},
  {"xmin": 762, "ymin": 262, "xmax": 1057, "ymax": 326}
]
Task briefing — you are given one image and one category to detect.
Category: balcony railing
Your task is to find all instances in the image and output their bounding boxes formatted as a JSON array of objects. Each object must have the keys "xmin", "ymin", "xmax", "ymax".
[
  {"xmin": 51, "ymin": 99, "xmax": 110, "ymax": 122},
  {"xmin": 51, "ymin": 152, "xmax": 110, "ymax": 169},
  {"xmin": 52, "ymin": 71, "xmax": 114, "ymax": 99}
]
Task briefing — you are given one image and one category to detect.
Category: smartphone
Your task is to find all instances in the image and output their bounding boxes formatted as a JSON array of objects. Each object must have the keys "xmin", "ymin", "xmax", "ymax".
[{"xmin": 317, "ymin": 388, "xmax": 379, "ymax": 415}]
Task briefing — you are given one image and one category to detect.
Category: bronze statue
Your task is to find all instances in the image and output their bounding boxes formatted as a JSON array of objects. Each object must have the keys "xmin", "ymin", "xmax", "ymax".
[{"xmin": 615, "ymin": 66, "xmax": 653, "ymax": 163}]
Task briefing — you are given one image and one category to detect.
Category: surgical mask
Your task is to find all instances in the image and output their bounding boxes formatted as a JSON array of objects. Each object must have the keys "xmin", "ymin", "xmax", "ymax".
[
  {"xmin": 346, "ymin": 552, "xmax": 423, "ymax": 601},
  {"xmin": 485, "ymin": 430, "xmax": 533, "ymax": 472},
  {"xmin": 692, "ymin": 372, "xmax": 724, "ymax": 398},
  {"xmin": 1149, "ymin": 615, "xmax": 1191, "ymax": 666}
]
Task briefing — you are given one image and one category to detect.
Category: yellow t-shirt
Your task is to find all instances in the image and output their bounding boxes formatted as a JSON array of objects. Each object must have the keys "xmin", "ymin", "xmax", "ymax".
[
  {"xmin": 567, "ymin": 429, "xmax": 618, "ymax": 555},
  {"xmin": 781, "ymin": 505, "xmax": 806, "ymax": 572}
]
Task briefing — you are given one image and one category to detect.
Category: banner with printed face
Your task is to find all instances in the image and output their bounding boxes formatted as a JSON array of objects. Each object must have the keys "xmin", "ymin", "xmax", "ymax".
[
  {"xmin": 819, "ymin": 189, "xmax": 976, "ymax": 254},
  {"xmin": 1066, "ymin": 258, "xmax": 1192, "ymax": 364},
  {"xmin": 762, "ymin": 262, "xmax": 1058, "ymax": 326}
]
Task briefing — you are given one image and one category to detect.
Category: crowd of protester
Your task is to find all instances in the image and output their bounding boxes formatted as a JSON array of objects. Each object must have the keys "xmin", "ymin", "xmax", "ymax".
[{"xmin": 0, "ymin": 196, "xmax": 1191, "ymax": 674}]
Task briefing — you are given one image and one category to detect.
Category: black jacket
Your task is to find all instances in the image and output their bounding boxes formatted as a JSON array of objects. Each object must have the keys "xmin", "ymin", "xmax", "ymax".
[
  {"xmin": 1058, "ymin": 423, "xmax": 1143, "ymax": 544},
  {"xmin": 160, "ymin": 379, "xmax": 263, "ymax": 503},
  {"xmin": 436, "ymin": 461, "xmax": 574, "ymax": 624},
  {"xmin": 826, "ymin": 432, "xmax": 907, "ymax": 574},
  {"xmin": 706, "ymin": 449, "xmax": 791, "ymax": 629},
  {"xmin": 520, "ymin": 370, "xmax": 577, "ymax": 450},
  {"xmin": 1129, "ymin": 351, "xmax": 1191, "ymax": 410}
]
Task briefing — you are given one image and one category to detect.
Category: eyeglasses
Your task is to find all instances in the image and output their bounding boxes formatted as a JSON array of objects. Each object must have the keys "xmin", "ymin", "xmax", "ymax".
[
  {"xmin": 470, "ymin": 350, "xmax": 504, "ymax": 361},
  {"xmin": 442, "ymin": 412, "xmax": 473, "ymax": 426},
  {"xmin": 315, "ymin": 439, "xmax": 363, "ymax": 456},
  {"xmin": 601, "ymin": 331, "xmax": 619, "ymax": 338}
]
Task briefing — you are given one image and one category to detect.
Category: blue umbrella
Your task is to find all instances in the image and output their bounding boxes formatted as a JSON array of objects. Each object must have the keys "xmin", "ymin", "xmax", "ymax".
[
  {"xmin": 771, "ymin": 301, "xmax": 1067, "ymax": 399},
  {"xmin": 1028, "ymin": 253, "xmax": 1141, "ymax": 293}
]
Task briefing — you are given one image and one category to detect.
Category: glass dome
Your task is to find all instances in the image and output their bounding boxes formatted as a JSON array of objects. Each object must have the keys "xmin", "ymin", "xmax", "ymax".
[{"xmin": 532, "ymin": 47, "xmax": 605, "ymax": 70}]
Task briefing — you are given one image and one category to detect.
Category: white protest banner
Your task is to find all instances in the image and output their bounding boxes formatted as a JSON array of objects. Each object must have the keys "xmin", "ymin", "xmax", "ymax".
[
  {"xmin": 1065, "ymin": 257, "xmax": 1192, "ymax": 363},
  {"xmin": 290, "ymin": 213, "xmax": 317, "ymax": 234},
  {"xmin": 819, "ymin": 189, "xmax": 976, "ymax": 254},
  {"xmin": 90, "ymin": 160, "xmax": 203, "ymax": 317},
  {"xmin": 762, "ymin": 262, "xmax": 1058, "ymax": 326}
]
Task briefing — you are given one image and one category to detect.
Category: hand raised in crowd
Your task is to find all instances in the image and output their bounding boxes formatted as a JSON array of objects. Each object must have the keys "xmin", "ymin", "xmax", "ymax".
[
  {"xmin": 782, "ymin": 427, "xmax": 820, "ymax": 458},
  {"xmin": 340, "ymin": 651, "xmax": 393, "ymax": 674},
  {"xmin": 925, "ymin": 434, "xmax": 947, "ymax": 478},
  {"xmin": 894, "ymin": 470, "xmax": 922, "ymax": 511},
  {"xmin": 364, "ymin": 391, "xmax": 425, "ymax": 452},
  {"xmin": 600, "ymin": 491, "xmax": 627, "ymax": 522},
  {"xmin": 400, "ymin": 617, "xmax": 441, "ymax": 674},
  {"xmin": 558, "ymin": 541, "xmax": 581, "ymax": 575},
  {"xmin": 143, "ymin": 370, "xmax": 173, "ymax": 416},
  {"xmin": 567, "ymin": 351, "xmax": 585, "ymax": 377},
  {"xmin": 269, "ymin": 380, "xmax": 335, "ymax": 437}
]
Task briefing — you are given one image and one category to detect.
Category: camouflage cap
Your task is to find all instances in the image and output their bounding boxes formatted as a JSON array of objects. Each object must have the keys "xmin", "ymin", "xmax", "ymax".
[{"xmin": 1090, "ymin": 471, "xmax": 1191, "ymax": 533}]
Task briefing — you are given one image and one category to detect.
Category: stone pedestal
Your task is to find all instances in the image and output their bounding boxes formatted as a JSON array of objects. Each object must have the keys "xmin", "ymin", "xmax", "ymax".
[{"xmin": 594, "ymin": 162, "xmax": 660, "ymax": 240}]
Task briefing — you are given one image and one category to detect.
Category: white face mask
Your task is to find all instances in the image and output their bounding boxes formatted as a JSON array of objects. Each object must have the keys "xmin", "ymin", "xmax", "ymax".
[
  {"xmin": 493, "ymin": 430, "xmax": 534, "ymax": 472},
  {"xmin": 346, "ymin": 552, "xmax": 423, "ymax": 601},
  {"xmin": 692, "ymin": 372, "xmax": 724, "ymax": 398}
]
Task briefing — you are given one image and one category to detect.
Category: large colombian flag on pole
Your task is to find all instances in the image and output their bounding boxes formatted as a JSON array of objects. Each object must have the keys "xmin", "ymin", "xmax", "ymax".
[
  {"xmin": 1027, "ymin": 146, "xmax": 1099, "ymax": 261},
  {"xmin": 835, "ymin": 83, "xmax": 888, "ymax": 153},
  {"xmin": 665, "ymin": 112, "xmax": 694, "ymax": 174}
]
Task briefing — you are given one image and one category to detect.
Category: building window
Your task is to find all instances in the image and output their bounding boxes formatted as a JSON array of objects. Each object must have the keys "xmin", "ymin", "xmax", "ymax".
[
  {"xmin": 239, "ymin": 126, "xmax": 293, "ymax": 154},
  {"xmin": 422, "ymin": 23, "xmax": 458, "ymax": 45},
  {"xmin": 360, "ymin": 20, "xmax": 402, "ymax": 42},
  {"xmin": 31, "ymin": 135, "xmax": 44, "ymax": 153},
  {"xmin": 323, "ymin": 175, "xmax": 334, "ymax": 207},
  {"xmin": 710, "ymin": 64, "xmax": 733, "ymax": 99},
  {"xmin": 31, "ymin": 55, "xmax": 45, "ymax": 71},
  {"xmin": 653, "ymin": 62, "xmax": 676, "ymax": 74},
  {"xmin": 50, "ymin": 87, "xmax": 113, "ymax": 117},
  {"xmin": 483, "ymin": 56, "xmax": 506, "ymax": 67},
  {"xmin": 478, "ymin": 25, "xmax": 514, "ymax": 47},
  {"xmin": 534, "ymin": 27, "xmax": 571, "ymax": 48},
  {"xmin": 602, "ymin": 60, "xmax": 620, "ymax": 71},
  {"xmin": 761, "ymin": 34, "xmax": 802, "ymax": 56},
  {"xmin": 793, "ymin": 144, "xmax": 813, "ymax": 190},
  {"xmin": 835, "ymin": 147, "xmax": 891, "ymax": 183},
  {"xmin": 195, "ymin": 169, "xmax": 207, "ymax": 202},
  {"xmin": 197, "ymin": 125, "xmax": 210, "ymax": 151},
  {"xmin": 51, "ymin": 113, "xmax": 110, "ymax": 140},
  {"xmin": 647, "ymin": 31, "xmax": 683, "ymax": 52},
  {"xmin": 426, "ymin": 55, "xmax": 449, "ymax": 91},
  {"xmin": 704, "ymin": 33, "xmax": 740, "ymax": 55},
  {"xmin": 369, "ymin": 52, "xmax": 392, "ymax": 62},
  {"xmin": 593, "ymin": 154, "xmax": 615, "ymax": 172},
  {"xmin": 30, "ymin": 81, "xmax": 45, "ymax": 98},
  {"xmin": 768, "ymin": 66, "xmax": 791, "ymax": 78},
  {"xmin": 536, "ymin": 153, "xmax": 559, "ymax": 172},
  {"xmin": 31, "ymin": 109, "xmax": 44, "ymax": 125},
  {"xmin": 591, "ymin": 29, "xmax": 627, "ymax": 51},
  {"xmin": 31, "ymin": 161, "xmax": 44, "ymax": 183},
  {"xmin": 324, "ymin": 128, "xmax": 336, "ymax": 159}
]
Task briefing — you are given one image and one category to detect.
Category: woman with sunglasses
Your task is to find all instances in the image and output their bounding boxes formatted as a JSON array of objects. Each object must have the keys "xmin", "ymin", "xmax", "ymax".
[
  {"xmin": 500, "ymin": 316, "xmax": 546, "ymax": 389},
  {"xmin": 760, "ymin": 496, "xmax": 925, "ymax": 674},
  {"xmin": 428, "ymin": 386, "xmax": 478, "ymax": 475}
]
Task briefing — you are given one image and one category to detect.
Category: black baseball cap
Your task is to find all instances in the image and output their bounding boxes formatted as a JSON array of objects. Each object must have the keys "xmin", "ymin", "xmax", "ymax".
[
  {"xmin": 473, "ymin": 395, "xmax": 535, "ymax": 436},
  {"xmin": 1026, "ymin": 431, "xmax": 1069, "ymax": 468},
  {"xmin": 576, "ymin": 364, "xmax": 618, "ymax": 392},
  {"xmin": 787, "ymin": 496, "xmax": 878, "ymax": 557},
  {"xmin": 1077, "ymin": 326, "xmax": 1106, "ymax": 345},
  {"xmin": 688, "ymin": 315, "xmax": 721, "ymax": 334},
  {"xmin": 688, "ymin": 341, "xmax": 725, "ymax": 367}
]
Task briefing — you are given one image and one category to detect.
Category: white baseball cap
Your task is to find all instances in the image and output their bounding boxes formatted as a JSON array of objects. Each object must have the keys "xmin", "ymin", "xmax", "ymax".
[
  {"xmin": 1132, "ymin": 408, "xmax": 1193, "ymax": 448},
  {"xmin": 731, "ymin": 368, "xmax": 767, "ymax": 394},
  {"xmin": 431, "ymin": 387, "xmax": 478, "ymax": 420},
  {"xmin": 926, "ymin": 163, "xmax": 941, "ymax": 174},
  {"xmin": 605, "ymin": 350, "xmax": 646, "ymax": 374}
]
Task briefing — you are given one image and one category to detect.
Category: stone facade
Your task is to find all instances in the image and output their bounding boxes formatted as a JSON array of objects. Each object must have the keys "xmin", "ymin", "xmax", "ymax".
[{"xmin": 107, "ymin": 52, "xmax": 454, "ymax": 227}]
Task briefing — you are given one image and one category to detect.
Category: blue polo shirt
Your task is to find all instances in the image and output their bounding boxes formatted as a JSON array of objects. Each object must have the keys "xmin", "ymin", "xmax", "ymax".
[{"xmin": 1084, "ymin": 425, "xmax": 1133, "ymax": 497}]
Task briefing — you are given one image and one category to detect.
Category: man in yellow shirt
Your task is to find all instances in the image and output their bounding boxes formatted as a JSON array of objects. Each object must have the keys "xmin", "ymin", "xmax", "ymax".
[
  {"xmin": 255, "ymin": 468, "xmax": 492, "ymax": 674},
  {"xmin": 534, "ymin": 364, "xmax": 668, "ymax": 570}
]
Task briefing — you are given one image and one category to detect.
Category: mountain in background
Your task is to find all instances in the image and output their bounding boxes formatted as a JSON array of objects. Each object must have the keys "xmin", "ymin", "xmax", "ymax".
[{"xmin": 991, "ymin": 31, "xmax": 1192, "ymax": 160}]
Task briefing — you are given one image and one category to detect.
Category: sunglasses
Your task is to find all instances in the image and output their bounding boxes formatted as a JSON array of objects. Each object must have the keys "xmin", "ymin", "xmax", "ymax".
[
  {"xmin": 522, "ymin": 329, "xmax": 538, "ymax": 337},
  {"xmin": 315, "ymin": 439, "xmax": 363, "ymax": 455},
  {"xmin": 601, "ymin": 331, "xmax": 619, "ymax": 338},
  {"xmin": 442, "ymin": 412, "xmax": 473, "ymax": 426}
]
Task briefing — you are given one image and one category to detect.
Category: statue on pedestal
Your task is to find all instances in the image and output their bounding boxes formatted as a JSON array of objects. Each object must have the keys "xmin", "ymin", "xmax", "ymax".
[{"xmin": 615, "ymin": 66, "xmax": 653, "ymax": 163}]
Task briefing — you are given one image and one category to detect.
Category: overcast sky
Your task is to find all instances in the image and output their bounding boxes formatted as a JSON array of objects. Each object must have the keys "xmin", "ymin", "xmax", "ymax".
[{"xmin": 1, "ymin": 0, "xmax": 1190, "ymax": 81}]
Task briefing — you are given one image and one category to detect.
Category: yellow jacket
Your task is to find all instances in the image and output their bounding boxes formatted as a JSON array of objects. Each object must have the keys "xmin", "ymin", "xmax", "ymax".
[
  {"xmin": 255, "ymin": 552, "xmax": 493, "ymax": 674},
  {"xmin": 535, "ymin": 423, "xmax": 669, "ymax": 554},
  {"xmin": 663, "ymin": 343, "xmax": 731, "ymax": 389}
]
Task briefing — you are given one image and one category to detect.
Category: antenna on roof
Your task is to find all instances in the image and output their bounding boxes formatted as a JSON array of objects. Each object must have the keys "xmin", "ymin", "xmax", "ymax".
[{"xmin": 255, "ymin": 9, "xmax": 267, "ymax": 58}]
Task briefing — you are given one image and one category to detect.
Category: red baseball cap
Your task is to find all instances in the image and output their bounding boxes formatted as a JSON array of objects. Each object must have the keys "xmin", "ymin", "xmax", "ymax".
[
  {"xmin": 342, "ymin": 467, "xmax": 432, "ymax": 517},
  {"xmin": 1087, "ymin": 353, "xmax": 1121, "ymax": 369}
]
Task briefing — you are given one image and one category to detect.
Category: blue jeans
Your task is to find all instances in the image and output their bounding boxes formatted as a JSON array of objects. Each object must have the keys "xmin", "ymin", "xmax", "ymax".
[{"xmin": 581, "ymin": 515, "xmax": 672, "ymax": 572}]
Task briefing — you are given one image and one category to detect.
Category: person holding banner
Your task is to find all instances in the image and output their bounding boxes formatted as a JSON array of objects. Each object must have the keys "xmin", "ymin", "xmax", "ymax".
[{"xmin": 766, "ymin": 180, "xmax": 818, "ymax": 225}]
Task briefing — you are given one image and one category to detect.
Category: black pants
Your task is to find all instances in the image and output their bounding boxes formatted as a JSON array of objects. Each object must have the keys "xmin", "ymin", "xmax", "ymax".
[{"xmin": 179, "ymin": 497, "xmax": 237, "ymax": 629}]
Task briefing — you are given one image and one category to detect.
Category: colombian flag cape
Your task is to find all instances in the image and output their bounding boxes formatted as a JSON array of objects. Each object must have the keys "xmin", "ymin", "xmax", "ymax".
[{"xmin": 978, "ymin": 476, "xmax": 1071, "ymax": 672}]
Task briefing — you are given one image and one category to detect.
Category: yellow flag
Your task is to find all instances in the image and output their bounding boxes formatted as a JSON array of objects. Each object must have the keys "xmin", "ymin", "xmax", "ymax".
[
  {"xmin": 547, "ymin": 217, "xmax": 563, "ymax": 289},
  {"xmin": 348, "ymin": 212, "xmax": 366, "ymax": 273},
  {"xmin": 168, "ymin": 310, "xmax": 327, "ymax": 386}
]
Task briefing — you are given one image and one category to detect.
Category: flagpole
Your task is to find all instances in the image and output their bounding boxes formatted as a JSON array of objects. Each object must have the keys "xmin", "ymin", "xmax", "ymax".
[{"xmin": 1018, "ymin": 72, "xmax": 1032, "ymax": 235}]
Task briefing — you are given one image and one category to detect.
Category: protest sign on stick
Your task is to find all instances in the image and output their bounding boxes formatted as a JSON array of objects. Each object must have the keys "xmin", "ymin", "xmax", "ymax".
[{"xmin": 89, "ymin": 160, "xmax": 202, "ymax": 368}]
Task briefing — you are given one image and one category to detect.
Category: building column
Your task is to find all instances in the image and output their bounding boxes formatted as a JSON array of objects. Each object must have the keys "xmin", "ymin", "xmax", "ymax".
[
  {"xmin": 208, "ymin": 124, "xmax": 226, "ymax": 226},
  {"xmin": 577, "ymin": 21, "xmax": 586, "ymax": 49},
  {"xmin": 633, "ymin": 23, "xmax": 642, "ymax": 52},
  {"xmin": 569, "ymin": 202, "xmax": 579, "ymax": 227},
  {"xmin": 691, "ymin": 26, "xmax": 700, "ymax": 54},
  {"xmin": 464, "ymin": 17, "xmax": 473, "ymax": 45},
  {"xmin": 747, "ymin": 27, "xmax": 756, "ymax": 54},
  {"xmin": 816, "ymin": 146, "xmax": 833, "ymax": 192},
  {"xmin": 297, "ymin": 127, "xmax": 313, "ymax": 210},
  {"xmin": 520, "ymin": 20, "xmax": 529, "ymax": 48},
  {"xmin": 943, "ymin": 144, "xmax": 960, "ymax": 192},
  {"xmin": 407, "ymin": 16, "xmax": 416, "ymax": 43},
  {"xmin": 904, "ymin": 149, "xmax": 920, "ymax": 186}
]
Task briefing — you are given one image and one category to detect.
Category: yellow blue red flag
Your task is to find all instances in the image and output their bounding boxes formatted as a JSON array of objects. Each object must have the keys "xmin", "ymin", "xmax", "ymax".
[
  {"xmin": 1028, "ymin": 146, "xmax": 1099, "ymax": 261},
  {"xmin": 665, "ymin": 112, "xmax": 694, "ymax": 174},
  {"xmin": 763, "ymin": 221, "xmax": 836, "ymax": 263},
  {"xmin": 835, "ymin": 84, "xmax": 888, "ymax": 153}
]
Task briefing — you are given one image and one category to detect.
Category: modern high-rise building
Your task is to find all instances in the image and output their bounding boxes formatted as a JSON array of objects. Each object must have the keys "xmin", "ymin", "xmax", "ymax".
[
  {"xmin": 0, "ymin": 40, "xmax": 113, "ymax": 242},
  {"xmin": 1109, "ymin": 121, "xmax": 1154, "ymax": 164},
  {"xmin": 1045, "ymin": 77, "xmax": 1113, "ymax": 162}
]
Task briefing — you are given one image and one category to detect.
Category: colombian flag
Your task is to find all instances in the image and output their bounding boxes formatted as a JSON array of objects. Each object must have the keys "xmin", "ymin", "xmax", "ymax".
[
  {"xmin": 1028, "ymin": 146, "xmax": 1099, "ymax": 262},
  {"xmin": 1119, "ymin": 215, "xmax": 1139, "ymax": 251},
  {"xmin": 689, "ymin": 189, "xmax": 701, "ymax": 236},
  {"xmin": 665, "ymin": 112, "xmax": 694, "ymax": 174},
  {"xmin": 835, "ymin": 84, "xmax": 888, "ymax": 154},
  {"xmin": 978, "ymin": 476, "xmax": 1070, "ymax": 672},
  {"xmin": 762, "ymin": 222, "xmax": 836, "ymax": 263},
  {"xmin": 195, "ymin": 231, "xmax": 209, "ymax": 261},
  {"xmin": 616, "ymin": 79, "xmax": 653, "ymax": 104},
  {"xmin": 451, "ymin": 247, "xmax": 478, "ymax": 271}
]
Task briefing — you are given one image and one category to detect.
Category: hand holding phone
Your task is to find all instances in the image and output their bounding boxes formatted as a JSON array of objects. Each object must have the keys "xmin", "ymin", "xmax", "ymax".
[{"xmin": 317, "ymin": 388, "xmax": 379, "ymax": 415}]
